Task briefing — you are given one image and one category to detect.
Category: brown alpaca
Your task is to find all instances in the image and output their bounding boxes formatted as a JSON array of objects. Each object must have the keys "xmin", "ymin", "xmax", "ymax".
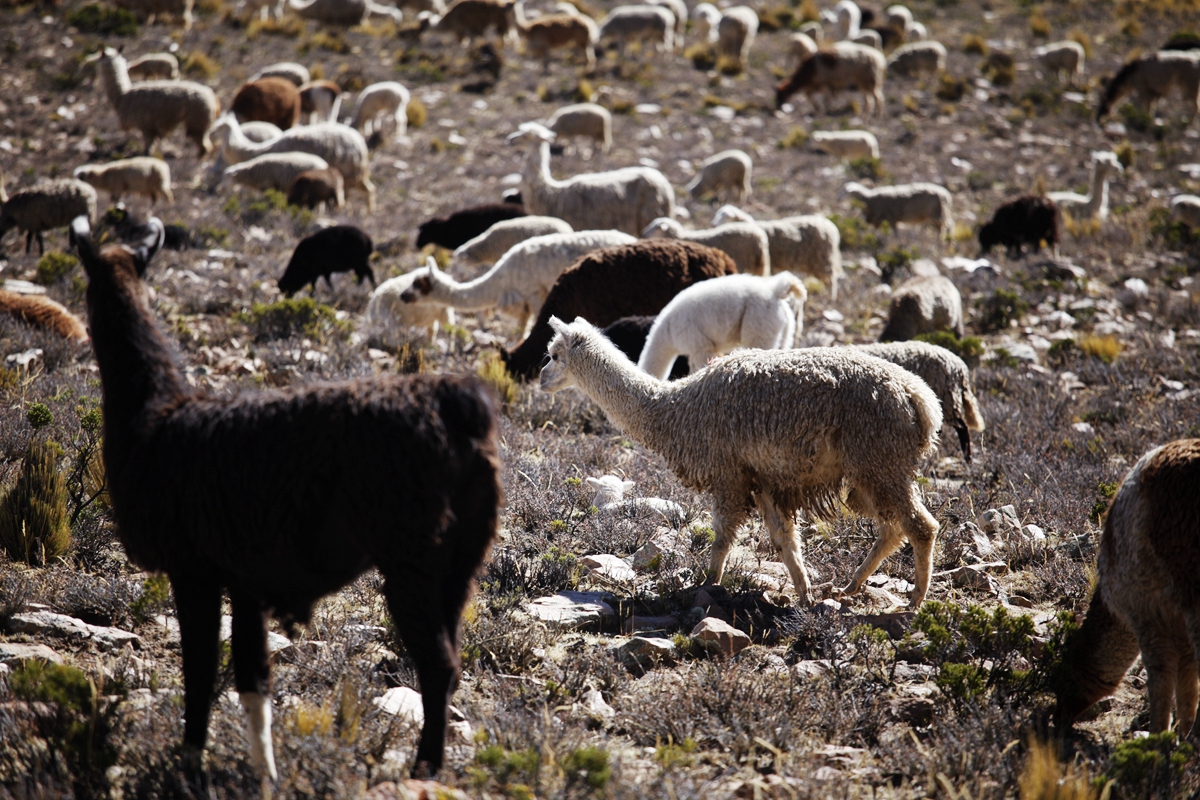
[
  {"xmin": 1055, "ymin": 439, "xmax": 1200, "ymax": 736},
  {"xmin": 509, "ymin": 0, "xmax": 597, "ymax": 72},
  {"xmin": 231, "ymin": 77, "xmax": 302, "ymax": 130},
  {"xmin": 70, "ymin": 215, "xmax": 502, "ymax": 781},
  {"xmin": 0, "ymin": 289, "xmax": 89, "ymax": 341}
]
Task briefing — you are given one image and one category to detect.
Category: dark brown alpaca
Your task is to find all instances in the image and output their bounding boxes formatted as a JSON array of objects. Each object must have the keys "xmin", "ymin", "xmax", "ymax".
[
  {"xmin": 1054, "ymin": 439, "xmax": 1200, "ymax": 736},
  {"xmin": 70, "ymin": 216, "xmax": 502, "ymax": 783}
]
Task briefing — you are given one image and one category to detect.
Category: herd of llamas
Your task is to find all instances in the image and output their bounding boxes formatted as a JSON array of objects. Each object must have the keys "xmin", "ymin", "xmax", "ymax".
[{"xmin": 0, "ymin": 0, "xmax": 1199, "ymax": 791}]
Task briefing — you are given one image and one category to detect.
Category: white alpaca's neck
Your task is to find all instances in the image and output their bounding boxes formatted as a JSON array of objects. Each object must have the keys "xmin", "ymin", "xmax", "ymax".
[
  {"xmin": 525, "ymin": 141, "xmax": 562, "ymax": 193},
  {"xmin": 426, "ymin": 267, "xmax": 510, "ymax": 310},
  {"xmin": 569, "ymin": 340, "xmax": 669, "ymax": 445},
  {"xmin": 220, "ymin": 119, "xmax": 268, "ymax": 163},
  {"xmin": 1088, "ymin": 163, "xmax": 1111, "ymax": 219},
  {"xmin": 99, "ymin": 57, "xmax": 131, "ymax": 107}
]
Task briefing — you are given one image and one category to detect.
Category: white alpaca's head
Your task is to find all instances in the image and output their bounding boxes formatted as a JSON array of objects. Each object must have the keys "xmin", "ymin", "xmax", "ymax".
[
  {"xmin": 506, "ymin": 122, "xmax": 556, "ymax": 146},
  {"xmin": 1092, "ymin": 150, "xmax": 1124, "ymax": 174},
  {"xmin": 712, "ymin": 204, "xmax": 754, "ymax": 226},
  {"xmin": 398, "ymin": 257, "xmax": 445, "ymax": 304},
  {"xmin": 543, "ymin": 315, "xmax": 624, "ymax": 392},
  {"xmin": 640, "ymin": 217, "xmax": 681, "ymax": 239},
  {"xmin": 586, "ymin": 475, "xmax": 635, "ymax": 505}
]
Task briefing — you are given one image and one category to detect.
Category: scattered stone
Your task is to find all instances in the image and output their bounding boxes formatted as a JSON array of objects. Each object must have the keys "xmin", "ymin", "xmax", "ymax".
[
  {"xmin": 218, "ymin": 615, "xmax": 292, "ymax": 657},
  {"xmin": 1005, "ymin": 594, "xmax": 1034, "ymax": 609},
  {"xmin": 690, "ymin": 617, "xmax": 751, "ymax": 657},
  {"xmin": 813, "ymin": 766, "xmax": 842, "ymax": 781},
  {"xmin": 980, "ymin": 506, "xmax": 1020, "ymax": 534},
  {"xmin": 814, "ymin": 744, "xmax": 868, "ymax": 768},
  {"xmin": 579, "ymin": 687, "xmax": 615, "ymax": 726},
  {"xmin": 613, "ymin": 636, "xmax": 676, "ymax": 670},
  {"xmin": 0, "ymin": 642, "xmax": 63, "ymax": 666},
  {"xmin": 623, "ymin": 615, "xmax": 678, "ymax": 634},
  {"xmin": 811, "ymin": 598, "xmax": 848, "ymax": 615},
  {"xmin": 448, "ymin": 720, "xmax": 473, "ymax": 742},
  {"xmin": 943, "ymin": 563, "xmax": 1006, "ymax": 592},
  {"xmin": 890, "ymin": 696, "xmax": 935, "ymax": 726},
  {"xmin": 1020, "ymin": 524, "xmax": 1047, "ymax": 543},
  {"xmin": 580, "ymin": 554, "xmax": 636, "ymax": 583},
  {"xmin": 632, "ymin": 541, "xmax": 664, "ymax": 570},
  {"xmin": 8, "ymin": 611, "xmax": 140, "ymax": 651},
  {"xmin": 527, "ymin": 592, "xmax": 616, "ymax": 631},
  {"xmin": 1058, "ymin": 531, "xmax": 1096, "ymax": 559},
  {"xmin": 362, "ymin": 780, "xmax": 468, "ymax": 800},
  {"xmin": 892, "ymin": 661, "xmax": 936, "ymax": 682},
  {"xmin": 373, "ymin": 687, "xmax": 424, "ymax": 724},
  {"xmin": 792, "ymin": 660, "xmax": 833, "ymax": 681}
]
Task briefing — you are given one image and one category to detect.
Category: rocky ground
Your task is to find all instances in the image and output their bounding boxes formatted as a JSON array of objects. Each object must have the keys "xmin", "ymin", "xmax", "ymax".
[{"xmin": 1, "ymin": 0, "xmax": 1200, "ymax": 796}]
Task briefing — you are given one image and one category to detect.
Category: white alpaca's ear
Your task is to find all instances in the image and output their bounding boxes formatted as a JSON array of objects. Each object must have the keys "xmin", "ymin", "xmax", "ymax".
[
  {"xmin": 548, "ymin": 316, "xmax": 568, "ymax": 335},
  {"xmin": 426, "ymin": 255, "xmax": 441, "ymax": 274},
  {"xmin": 622, "ymin": 480, "xmax": 635, "ymax": 492},
  {"xmin": 585, "ymin": 477, "xmax": 602, "ymax": 489},
  {"xmin": 572, "ymin": 316, "xmax": 589, "ymax": 329}
]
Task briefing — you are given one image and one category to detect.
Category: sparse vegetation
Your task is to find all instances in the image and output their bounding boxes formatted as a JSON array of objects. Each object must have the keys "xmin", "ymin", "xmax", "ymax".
[
  {"xmin": 65, "ymin": 3, "xmax": 138, "ymax": 36},
  {"xmin": 777, "ymin": 126, "xmax": 808, "ymax": 149},
  {"xmin": 976, "ymin": 288, "xmax": 1029, "ymax": 332},
  {"xmin": 0, "ymin": 440, "xmax": 70, "ymax": 566}
]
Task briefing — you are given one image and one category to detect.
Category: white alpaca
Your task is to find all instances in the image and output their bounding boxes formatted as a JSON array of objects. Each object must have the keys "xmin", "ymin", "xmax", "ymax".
[
  {"xmin": 637, "ymin": 273, "xmax": 806, "ymax": 379},
  {"xmin": 506, "ymin": 123, "xmax": 674, "ymax": 236},
  {"xmin": 586, "ymin": 475, "xmax": 686, "ymax": 527},
  {"xmin": 401, "ymin": 230, "xmax": 636, "ymax": 333},
  {"xmin": 539, "ymin": 316, "xmax": 942, "ymax": 607},
  {"xmin": 349, "ymin": 81, "xmax": 411, "ymax": 143},
  {"xmin": 1048, "ymin": 150, "xmax": 1123, "ymax": 222}
]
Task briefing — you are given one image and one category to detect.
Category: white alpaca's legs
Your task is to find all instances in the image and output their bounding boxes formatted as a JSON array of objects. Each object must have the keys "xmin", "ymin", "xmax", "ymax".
[
  {"xmin": 756, "ymin": 492, "xmax": 811, "ymax": 604},
  {"xmin": 707, "ymin": 497, "xmax": 748, "ymax": 585},
  {"xmin": 240, "ymin": 692, "xmax": 278, "ymax": 781}
]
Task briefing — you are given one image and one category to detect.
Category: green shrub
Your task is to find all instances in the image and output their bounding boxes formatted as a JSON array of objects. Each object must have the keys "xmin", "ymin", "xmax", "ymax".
[
  {"xmin": 406, "ymin": 97, "xmax": 427, "ymax": 129},
  {"xmin": 183, "ymin": 51, "xmax": 220, "ymax": 79},
  {"xmin": 0, "ymin": 440, "xmax": 71, "ymax": 566},
  {"xmin": 684, "ymin": 43, "xmax": 716, "ymax": 70},
  {"xmin": 976, "ymin": 288, "xmax": 1028, "ymax": 333},
  {"xmin": 935, "ymin": 73, "xmax": 967, "ymax": 101},
  {"xmin": 980, "ymin": 52, "xmax": 1015, "ymax": 87},
  {"xmin": 238, "ymin": 297, "xmax": 348, "ymax": 341},
  {"xmin": 878, "ymin": 245, "xmax": 918, "ymax": 277},
  {"xmin": 914, "ymin": 331, "xmax": 985, "ymax": 362},
  {"xmin": 36, "ymin": 251, "xmax": 79, "ymax": 285},
  {"xmin": 847, "ymin": 156, "xmax": 883, "ymax": 180},
  {"xmin": 1106, "ymin": 733, "xmax": 1194, "ymax": 798},
  {"xmin": 563, "ymin": 746, "xmax": 611, "ymax": 790},
  {"xmin": 130, "ymin": 574, "xmax": 172, "ymax": 622},
  {"xmin": 26, "ymin": 402, "xmax": 54, "ymax": 430},
  {"xmin": 66, "ymin": 4, "xmax": 138, "ymax": 35},
  {"xmin": 829, "ymin": 213, "xmax": 881, "ymax": 252},
  {"xmin": 777, "ymin": 126, "xmax": 809, "ymax": 150}
]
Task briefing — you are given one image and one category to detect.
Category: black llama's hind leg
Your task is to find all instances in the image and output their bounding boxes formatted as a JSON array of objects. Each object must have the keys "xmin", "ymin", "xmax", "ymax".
[
  {"xmin": 955, "ymin": 422, "xmax": 971, "ymax": 462},
  {"xmin": 383, "ymin": 573, "xmax": 457, "ymax": 778},
  {"xmin": 170, "ymin": 572, "xmax": 223, "ymax": 790},
  {"xmin": 230, "ymin": 591, "xmax": 277, "ymax": 781}
]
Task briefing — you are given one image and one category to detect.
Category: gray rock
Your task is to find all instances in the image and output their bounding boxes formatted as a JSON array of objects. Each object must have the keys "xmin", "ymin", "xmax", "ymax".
[
  {"xmin": 632, "ymin": 541, "xmax": 664, "ymax": 570},
  {"xmin": 0, "ymin": 642, "xmax": 63, "ymax": 665},
  {"xmin": 218, "ymin": 615, "xmax": 292, "ymax": 657},
  {"xmin": 792, "ymin": 659, "xmax": 833, "ymax": 681},
  {"xmin": 980, "ymin": 506, "xmax": 1020, "ymax": 534},
  {"xmin": 373, "ymin": 686, "xmax": 424, "ymax": 723},
  {"xmin": 580, "ymin": 554, "xmax": 636, "ymax": 583},
  {"xmin": 527, "ymin": 592, "xmax": 616, "ymax": 631},
  {"xmin": 890, "ymin": 696, "xmax": 935, "ymax": 726},
  {"xmin": 8, "ymin": 611, "xmax": 140, "ymax": 651},
  {"xmin": 623, "ymin": 615, "xmax": 678, "ymax": 634},
  {"xmin": 579, "ymin": 687, "xmax": 615, "ymax": 725},
  {"xmin": 690, "ymin": 617, "xmax": 751, "ymax": 657},
  {"xmin": 612, "ymin": 636, "xmax": 676, "ymax": 670}
]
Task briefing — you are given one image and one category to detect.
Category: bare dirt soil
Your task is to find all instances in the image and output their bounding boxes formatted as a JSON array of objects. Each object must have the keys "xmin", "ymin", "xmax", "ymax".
[{"xmin": 1, "ymin": 0, "xmax": 1200, "ymax": 796}]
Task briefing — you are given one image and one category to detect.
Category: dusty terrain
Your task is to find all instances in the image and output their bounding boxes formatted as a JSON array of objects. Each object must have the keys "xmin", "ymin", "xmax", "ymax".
[{"xmin": 1, "ymin": 0, "xmax": 1199, "ymax": 796}]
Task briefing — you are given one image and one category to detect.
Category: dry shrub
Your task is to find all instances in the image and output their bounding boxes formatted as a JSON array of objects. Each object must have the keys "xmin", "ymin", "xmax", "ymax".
[
  {"xmin": 246, "ymin": 15, "xmax": 304, "ymax": 38},
  {"xmin": 182, "ymin": 51, "xmax": 219, "ymax": 79},
  {"xmin": 1029, "ymin": 7, "xmax": 1051, "ymax": 38},
  {"xmin": 961, "ymin": 34, "xmax": 987, "ymax": 54},
  {"xmin": 981, "ymin": 52, "xmax": 1016, "ymax": 86},
  {"xmin": 0, "ymin": 440, "xmax": 70, "ymax": 567},
  {"xmin": 405, "ymin": 97, "xmax": 427, "ymax": 128},
  {"xmin": 777, "ymin": 126, "xmax": 808, "ymax": 149},
  {"xmin": 1077, "ymin": 334, "xmax": 1121, "ymax": 364},
  {"xmin": 684, "ymin": 44, "xmax": 716, "ymax": 70},
  {"xmin": 1019, "ymin": 738, "xmax": 1104, "ymax": 799},
  {"xmin": 1067, "ymin": 29, "xmax": 1094, "ymax": 59}
]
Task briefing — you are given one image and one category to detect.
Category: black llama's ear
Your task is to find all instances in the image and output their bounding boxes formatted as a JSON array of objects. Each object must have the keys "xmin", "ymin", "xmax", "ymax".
[
  {"xmin": 69, "ymin": 216, "xmax": 99, "ymax": 275},
  {"xmin": 129, "ymin": 217, "xmax": 165, "ymax": 276}
]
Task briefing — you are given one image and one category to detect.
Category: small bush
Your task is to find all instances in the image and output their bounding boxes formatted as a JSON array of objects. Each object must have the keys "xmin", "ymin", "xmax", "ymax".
[
  {"xmin": 1119, "ymin": 102, "xmax": 1155, "ymax": 133},
  {"xmin": 405, "ymin": 97, "xmax": 427, "ymax": 128},
  {"xmin": 1113, "ymin": 139, "xmax": 1135, "ymax": 169},
  {"xmin": 35, "ymin": 251, "xmax": 79, "ymax": 285},
  {"xmin": 829, "ymin": 213, "xmax": 881, "ymax": 252},
  {"xmin": 246, "ymin": 15, "xmax": 304, "ymax": 38},
  {"xmin": 478, "ymin": 352, "xmax": 518, "ymax": 410},
  {"xmin": 1028, "ymin": 7, "xmax": 1051, "ymax": 38},
  {"xmin": 936, "ymin": 73, "xmax": 967, "ymax": 101},
  {"xmin": 130, "ymin": 573, "xmax": 172, "ymax": 622},
  {"xmin": 1077, "ymin": 334, "xmax": 1121, "ymax": 364},
  {"xmin": 66, "ymin": 3, "xmax": 138, "ymax": 36},
  {"xmin": 563, "ymin": 746, "xmax": 611, "ymax": 790},
  {"xmin": 848, "ymin": 157, "xmax": 883, "ymax": 180},
  {"xmin": 1019, "ymin": 738, "xmax": 1103, "ymax": 800},
  {"xmin": 756, "ymin": 4, "xmax": 796, "ymax": 32},
  {"xmin": 1106, "ymin": 733, "xmax": 1194, "ymax": 798},
  {"xmin": 981, "ymin": 52, "xmax": 1016, "ymax": 86},
  {"xmin": 976, "ymin": 288, "xmax": 1028, "ymax": 333},
  {"xmin": 0, "ymin": 440, "xmax": 71, "ymax": 566},
  {"xmin": 26, "ymin": 402, "xmax": 54, "ymax": 430},
  {"xmin": 239, "ymin": 297, "xmax": 348, "ymax": 341},
  {"xmin": 1148, "ymin": 207, "xmax": 1199, "ymax": 254},
  {"xmin": 914, "ymin": 330, "xmax": 985, "ymax": 362},
  {"xmin": 796, "ymin": 0, "xmax": 819, "ymax": 22},
  {"xmin": 1066, "ymin": 29, "xmax": 1093, "ymax": 59},
  {"xmin": 961, "ymin": 34, "xmax": 987, "ymax": 55},
  {"xmin": 684, "ymin": 44, "xmax": 716, "ymax": 70},
  {"xmin": 183, "ymin": 51, "xmax": 220, "ymax": 79},
  {"xmin": 716, "ymin": 55, "xmax": 743, "ymax": 76},
  {"xmin": 878, "ymin": 245, "xmax": 918, "ymax": 277},
  {"xmin": 776, "ymin": 126, "xmax": 808, "ymax": 149}
]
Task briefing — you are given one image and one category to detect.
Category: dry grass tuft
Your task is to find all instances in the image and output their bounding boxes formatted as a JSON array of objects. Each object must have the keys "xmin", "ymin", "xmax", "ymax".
[
  {"xmin": 1029, "ymin": 7, "xmax": 1052, "ymax": 38},
  {"xmin": 1019, "ymin": 738, "xmax": 1105, "ymax": 800},
  {"xmin": 962, "ymin": 34, "xmax": 988, "ymax": 54},
  {"xmin": 1078, "ymin": 335, "xmax": 1122, "ymax": 364}
]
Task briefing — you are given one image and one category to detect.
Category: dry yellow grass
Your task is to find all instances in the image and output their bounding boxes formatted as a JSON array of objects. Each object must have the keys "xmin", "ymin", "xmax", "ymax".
[{"xmin": 1078, "ymin": 335, "xmax": 1122, "ymax": 364}]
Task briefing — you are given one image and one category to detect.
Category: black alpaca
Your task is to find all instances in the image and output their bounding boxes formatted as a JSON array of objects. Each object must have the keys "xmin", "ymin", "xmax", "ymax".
[
  {"xmin": 978, "ymin": 195, "xmax": 1060, "ymax": 258},
  {"xmin": 278, "ymin": 225, "xmax": 376, "ymax": 297},
  {"xmin": 70, "ymin": 215, "xmax": 501, "ymax": 784}
]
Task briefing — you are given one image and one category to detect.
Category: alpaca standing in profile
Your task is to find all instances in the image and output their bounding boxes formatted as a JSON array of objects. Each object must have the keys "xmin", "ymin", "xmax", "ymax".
[
  {"xmin": 1055, "ymin": 439, "xmax": 1200, "ymax": 736},
  {"xmin": 70, "ymin": 216, "xmax": 501, "ymax": 782}
]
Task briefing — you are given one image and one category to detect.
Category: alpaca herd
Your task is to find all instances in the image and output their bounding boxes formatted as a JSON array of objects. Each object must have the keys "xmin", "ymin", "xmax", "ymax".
[{"xmin": 2, "ymin": 0, "xmax": 1200, "ymax": 788}]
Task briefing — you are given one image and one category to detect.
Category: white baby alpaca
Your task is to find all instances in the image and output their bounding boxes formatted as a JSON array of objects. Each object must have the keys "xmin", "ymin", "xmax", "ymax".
[{"xmin": 638, "ymin": 272, "xmax": 806, "ymax": 379}]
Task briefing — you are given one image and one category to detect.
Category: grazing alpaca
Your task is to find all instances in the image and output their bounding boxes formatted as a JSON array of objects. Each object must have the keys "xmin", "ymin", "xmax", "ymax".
[
  {"xmin": 69, "ymin": 215, "xmax": 501, "ymax": 780},
  {"xmin": 1097, "ymin": 50, "xmax": 1200, "ymax": 123},
  {"xmin": 0, "ymin": 289, "xmax": 89, "ymax": 342},
  {"xmin": 540, "ymin": 316, "xmax": 942, "ymax": 607},
  {"xmin": 1054, "ymin": 439, "xmax": 1200, "ymax": 737},
  {"xmin": 978, "ymin": 195, "xmax": 1060, "ymax": 258},
  {"xmin": 637, "ymin": 273, "xmax": 806, "ymax": 379}
]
